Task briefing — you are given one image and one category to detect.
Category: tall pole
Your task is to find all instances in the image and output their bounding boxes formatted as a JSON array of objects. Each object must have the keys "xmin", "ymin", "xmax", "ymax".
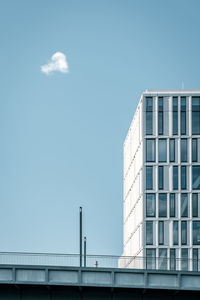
[
  {"xmin": 79, "ymin": 207, "xmax": 82, "ymax": 267},
  {"xmin": 84, "ymin": 236, "xmax": 87, "ymax": 267}
]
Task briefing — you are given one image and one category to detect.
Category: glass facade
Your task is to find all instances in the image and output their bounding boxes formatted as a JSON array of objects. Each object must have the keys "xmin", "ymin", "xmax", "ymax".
[
  {"xmin": 173, "ymin": 97, "xmax": 178, "ymax": 135},
  {"xmin": 169, "ymin": 139, "xmax": 175, "ymax": 162},
  {"xmin": 173, "ymin": 221, "xmax": 178, "ymax": 245},
  {"xmin": 158, "ymin": 248, "xmax": 167, "ymax": 270},
  {"xmin": 181, "ymin": 221, "xmax": 187, "ymax": 245},
  {"xmin": 181, "ymin": 193, "xmax": 188, "ymax": 217},
  {"xmin": 181, "ymin": 166, "xmax": 187, "ymax": 190},
  {"xmin": 159, "ymin": 193, "xmax": 167, "ymax": 217},
  {"xmin": 192, "ymin": 139, "xmax": 198, "ymax": 162},
  {"xmin": 181, "ymin": 97, "xmax": 186, "ymax": 135},
  {"xmin": 170, "ymin": 193, "xmax": 176, "ymax": 217},
  {"xmin": 146, "ymin": 194, "xmax": 156, "ymax": 217},
  {"xmin": 146, "ymin": 221, "xmax": 153, "ymax": 245},
  {"xmin": 173, "ymin": 166, "xmax": 178, "ymax": 190},
  {"xmin": 193, "ymin": 221, "xmax": 200, "ymax": 245},
  {"xmin": 158, "ymin": 166, "xmax": 164, "ymax": 190},
  {"xmin": 192, "ymin": 96, "xmax": 200, "ymax": 135},
  {"xmin": 146, "ymin": 97, "xmax": 153, "ymax": 135},
  {"xmin": 146, "ymin": 166, "xmax": 153, "ymax": 190},
  {"xmin": 192, "ymin": 194, "xmax": 198, "ymax": 217},
  {"xmin": 146, "ymin": 139, "xmax": 155, "ymax": 162},
  {"xmin": 192, "ymin": 166, "xmax": 200, "ymax": 190},
  {"xmin": 158, "ymin": 97, "xmax": 163, "ymax": 135},
  {"xmin": 181, "ymin": 139, "xmax": 187, "ymax": 162}
]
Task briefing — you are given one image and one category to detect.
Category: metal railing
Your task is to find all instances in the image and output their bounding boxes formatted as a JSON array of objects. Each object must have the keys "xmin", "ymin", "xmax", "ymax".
[{"xmin": 0, "ymin": 252, "xmax": 199, "ymax": 271}]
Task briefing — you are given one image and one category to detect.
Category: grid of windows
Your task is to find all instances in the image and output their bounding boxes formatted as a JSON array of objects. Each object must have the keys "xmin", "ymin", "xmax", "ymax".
[{"xmin": 146, "ymin": 97, "xmax": 153, "ymax": 135}]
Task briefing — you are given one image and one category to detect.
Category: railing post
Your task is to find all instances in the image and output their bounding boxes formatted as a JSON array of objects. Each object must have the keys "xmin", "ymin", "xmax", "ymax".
[
  {"xmin": 80, "ymin": 207, "xmax": 82, "ymax": 268},
  {"xmin": 84, "ymin": 237, "xmax": 87, "ymax": 267}
]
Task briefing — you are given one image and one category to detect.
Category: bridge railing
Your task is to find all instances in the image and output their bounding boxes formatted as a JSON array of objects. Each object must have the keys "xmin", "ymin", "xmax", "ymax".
[{"xmin": 0, "ymin": 252, "xmax": 199, "ymax": 271}]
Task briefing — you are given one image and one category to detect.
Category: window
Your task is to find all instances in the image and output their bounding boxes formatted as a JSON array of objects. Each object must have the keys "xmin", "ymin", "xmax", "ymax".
[
  {"xmin": 181, "ymin": 221, "xmax": 187, "ymax": 245},
  {"xmin": 181, "ymin": 139, "xmax": 187, "ymax": 162},
  {"xmin": 192, "ymin": 97, "xmax": 200, "ymax": 135},
  {"xmin": 170, "ymin": 249, "xmax": 176, "ymax": 270},
  {"xmin": 158, "ymin": 139, "xmax": 167, "ymax": 162},
  {"xmin": 192, "ymin": 166, "xmax": 200, "ymax": 190},
  {"xmin": 173, "ymin": 166, "xmax": 178, "ymax": 190},
  {"xmin": 170, "ymin": 193, "xmax": 176, "ymax": 217},
  {"xmin": 146, "ymin": 166, "xmax": 153, "ymax": 190},
  {"xmin": 173, "ymin": 97, "xmax": 178, "ymax": 135},
  {"xmin": 158, "ymin": 97, "xmax": 163, "ymax": 135},
  {"xmin": 146, "ymin": 194, "xmax": 156, "ymax": 217},
  {"xmin": 169, "ymin": 139, "xmax": 175, "ymax": 162},
  {"xmin": 159, "ymin": 193, "xmax": 167, "ymax": 217},
  {"xmin": 192, "ymin": 194, "xmax": 198, "ymax": 218},
  {"xmin": 158, "ymin": 249, "xmax": 167, "ymax": 270},
  {"xmin": 158, "ymin": 166, "xmax": 164, "ymax": 190},
  {"xmin": 193, "ymin": 249, "xmax": 198, "ymax": 271},
  {"xmin": 146, "ymin": 221, "xmax": 153, "ymax": 245},
  {"xmin": 146, "ymin": 249, "xmax": 156, "ymax": 270},
  {"xmin": 181, "ymin": 97, "xmax": 186, "ymax": 135},
  {"xmin": 146, "ymin": 97, "xmax": 153, "ymax": 135},
  {"xmin": 158, "ymin": 221, "xmax": 164, "ymax": 245},
  {"xmin": 192, "ymin": 139, "xmax": 198, "ymax": 162},
  {"xmin": 193, "ymin": 221, "xmax": 200, "ymax": 245},
  {"xmin": 146, "ymin": 139, "xmax": 155, "ymax": 162},
  {"xmin": 181, "ymin": 166, "xmax": 187, "ymax": 190},
  {"xmin": 181, "ymin": 194, "xmax": 188, "ymax": 217},
  {"xmin": 173, "ymin": 221, "xmax": 178, "ymax": 245},
  {"xmin": 181, "ymin": 249, "xmax": 188, "ymax": 271}
]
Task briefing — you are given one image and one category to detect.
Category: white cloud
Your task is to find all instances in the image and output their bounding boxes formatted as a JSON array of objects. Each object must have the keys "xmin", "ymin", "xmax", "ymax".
[{"xmin": 41, "ymin": 52, "xmax": 69, "ymax": 75}]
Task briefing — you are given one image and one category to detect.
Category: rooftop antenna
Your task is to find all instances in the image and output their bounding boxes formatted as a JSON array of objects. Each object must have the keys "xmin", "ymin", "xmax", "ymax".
[{"xmin": 181, "ymin": 81, "xmax": 185, "ymax": 90}]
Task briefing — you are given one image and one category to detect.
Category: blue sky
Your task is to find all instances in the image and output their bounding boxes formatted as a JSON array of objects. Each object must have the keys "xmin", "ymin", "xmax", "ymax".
[{"xmin": 0, "ymin": 0, "xmax": 200, "ymax": 255}]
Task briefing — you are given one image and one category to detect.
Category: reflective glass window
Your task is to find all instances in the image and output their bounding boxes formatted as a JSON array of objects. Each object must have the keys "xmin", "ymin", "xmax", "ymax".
[
  {"xmin": 181, "ymin": 193, "xmax": 188, "ymax": 217},
  {"xmin": 146, "ymin": 249, "xmax": 156, "ymax": 270},
  {"xmin": 173, "ymin": 97, "xmax": 178, "ymax": 135},
  {"xmin": 158, "ymin": 166, "xmax": 164, "ymax": 190},
  {"xmin": 158, "ymin": 249, "xmax": 167, "ymax": 270},
  {"xmin": 181, "ymin": 249, "xmax": 188, "ymax": 271},
  {"xmin": 146, "ymin": 166, "xmax": 153, "ymax": 190},
  {"xmin": 181, "ymin": 97, "xmax": 186, "ymax": 135},
  {"xmin": 192, "ymin": 139, "xmax": 198, "ymax": 162},
  {"xmin": 192, "ymin": 194, "xmax": 198, "ymax": 218},
  {"xmin": 181, "ymin": 221, "xmax": 187, "ymax": 245},
  {"xmin": 158, "ymin": 97, "xmax": 163, "ymax": 135},
  {"xmin": 170, "ymin": 249, "xmax": 176, "ymax": 270},
  {"xmin": 159, "ymin": 193, "xmax": 167, "ymax": 217},
  {"xmin": 193, "ymin": 221, "xmax": 200, "ymax": 245},
  {"xmin": 173, "ymin": 166, "xmax": 178, "ymax": 190},
  {"xmin": 158, "ymin": 221, "xmax": 164, "ymax": 245},
  {"xmin": 192, "ymin": 166, "xmax": 200, "ymax": 190},
  {"xmin": 146, "ymin": 97, "xmax": 153, "ymax": 135},
  {"xmin": 158, "ymin": 139, "xmax": 167, "ymax": 162},
  {"xmin": 181, "ymin": 166, "xmax": 187, "ymax": 190},
  {"xmin": 192, "ymin": 97, "xmax": 200, "ymax": 135},
  {"xmin": 181, "ymin": 139, "xmax": 187, "ymax": 162},
  {"xmin": 169, "ymin": 139, "xmax": 175, "ymax": 162},
  {"xmin": 170, "ymin": 193, "xmax": 176, "ymax": 217},
  {"xmin": 146, "ymin": 139, "xmax": 155, "ymax": 162},
  {"xmin": 193, "ymin": 249, "xmax": 198, "ymax": 271},
  {"xmin": 146, "ymin": 221, "xmax": 153, "ymax": 245},
  {"xmin": 146, "ymin": 194, "xmax": 156, "ymax": 217},
  {"xmin": 173, "ymin": 221, "xmax": 178, "ymax": 245}
]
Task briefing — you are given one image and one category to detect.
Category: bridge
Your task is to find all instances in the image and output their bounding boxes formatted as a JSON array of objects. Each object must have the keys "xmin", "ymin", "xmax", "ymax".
[{"xmin": 0, "ymin": 252, "xmax": 199, "ymax": 299}]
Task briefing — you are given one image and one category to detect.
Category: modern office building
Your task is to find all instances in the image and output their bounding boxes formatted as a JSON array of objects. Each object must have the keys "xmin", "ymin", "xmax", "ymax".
[{"xmin": 122, "ymin": 90, "xmax": 200, "ymax": 270}]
